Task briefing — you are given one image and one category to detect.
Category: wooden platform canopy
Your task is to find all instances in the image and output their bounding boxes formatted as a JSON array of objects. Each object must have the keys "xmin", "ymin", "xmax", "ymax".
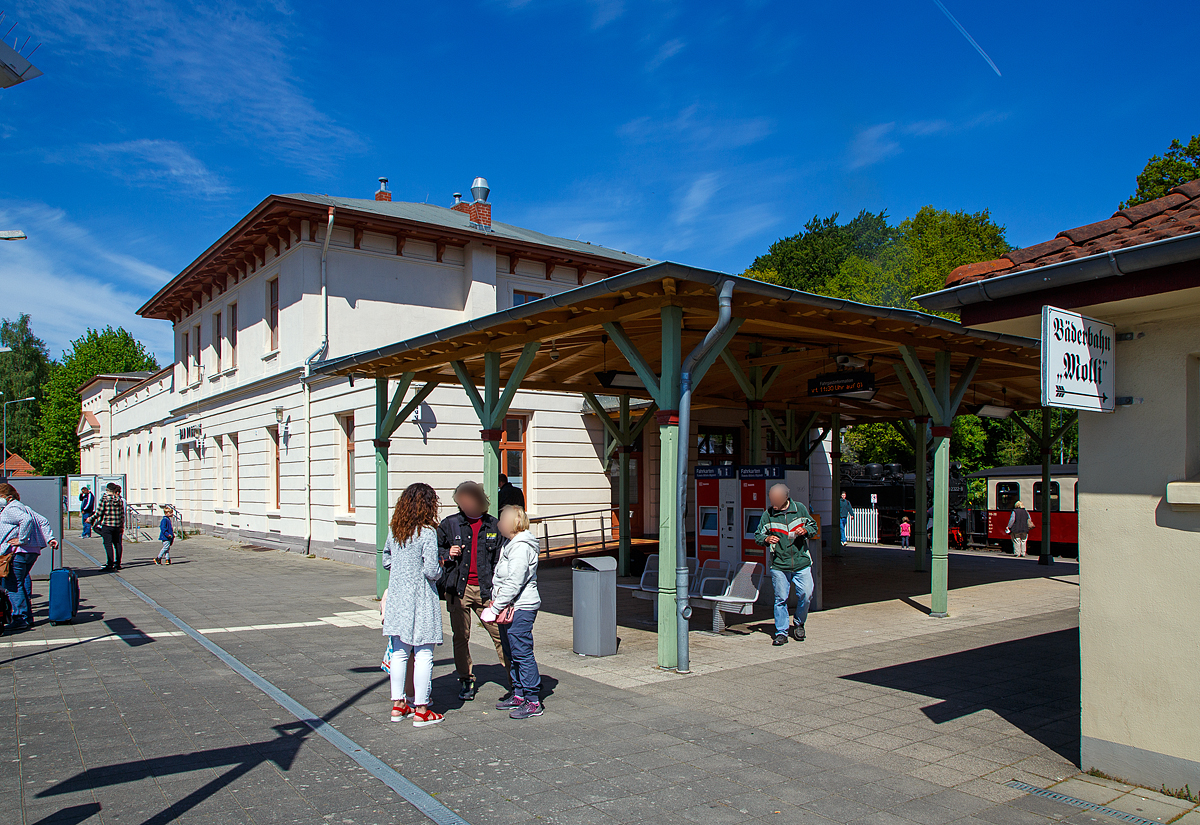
[{"xmin": 314, "ymin": 262, "xmax": 1042, "ymax": 670}]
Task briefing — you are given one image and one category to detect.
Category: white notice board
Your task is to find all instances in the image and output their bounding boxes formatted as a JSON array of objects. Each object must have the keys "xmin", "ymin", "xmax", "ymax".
[{"xmin": 1040, "ymin": 306, "xmax": 1115, "ymax": 413}]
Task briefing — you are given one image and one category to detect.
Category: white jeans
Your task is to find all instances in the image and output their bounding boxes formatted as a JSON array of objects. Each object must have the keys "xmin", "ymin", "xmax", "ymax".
[
  {"xmin": 1012, "ymin": 534, "xmax": 1028, "ymax": 556},
  {"xmin": 390, "ymin": 639, "xmax": 434, "ymax": 706}
]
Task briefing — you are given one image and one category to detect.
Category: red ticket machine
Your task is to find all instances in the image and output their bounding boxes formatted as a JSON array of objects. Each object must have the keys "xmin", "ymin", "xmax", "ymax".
[
  {"xmin": 738, "ymin": 466, "xmax": 810, "ymax": 563},
  {"xmin": 695, "ymin": 466, "xmax": 739, "ymax": 564}
]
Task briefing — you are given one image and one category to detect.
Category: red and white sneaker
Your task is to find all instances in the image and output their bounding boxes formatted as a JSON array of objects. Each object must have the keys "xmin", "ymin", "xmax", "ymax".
[
  {"xmin": 412, "ymin": 708, "xmax": 445, "ymax": 727},
  {"xmin": 390, "ymin": 700, "xmax": 414, "ymax": 722}
]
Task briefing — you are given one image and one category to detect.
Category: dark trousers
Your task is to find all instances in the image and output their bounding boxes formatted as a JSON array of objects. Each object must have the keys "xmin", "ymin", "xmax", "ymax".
[
  {"xmin": 97, "ymin": 526, "xmax": 123, "ymax": 567},
  {"xmin": 499, "ymin": 609, "xmax": 541, "ymax": 699}
]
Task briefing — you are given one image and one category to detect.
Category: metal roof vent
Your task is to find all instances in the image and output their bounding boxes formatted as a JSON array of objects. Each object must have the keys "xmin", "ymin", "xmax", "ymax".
[
  {"xmin": 452, "ymin": 192, "xmax": 463, "ymax": 205},
  {"xmin": 471, "ymin": 177, "xmax": 490, "ymax": 203}
]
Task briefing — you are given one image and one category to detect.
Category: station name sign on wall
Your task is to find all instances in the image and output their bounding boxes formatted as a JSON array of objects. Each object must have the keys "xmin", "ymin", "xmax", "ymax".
[{"xmin": 1040, "ymin": 305, "xmax": 1115, "ymax": 413}]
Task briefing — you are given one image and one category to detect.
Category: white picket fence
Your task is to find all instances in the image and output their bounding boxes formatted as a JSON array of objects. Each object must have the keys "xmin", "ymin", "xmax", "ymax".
[{"xmin": 844, "ymin": 507, "xmax": 879, "ymax": 544}]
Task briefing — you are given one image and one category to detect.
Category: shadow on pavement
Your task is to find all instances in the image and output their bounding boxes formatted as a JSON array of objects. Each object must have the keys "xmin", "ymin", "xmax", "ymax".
[
  {"xmin": 31, "ymin": 802, "xmax": 101, "ymax": 824},
  {"xmin": 842, "ymin": 627, "xmax": 1081, "ymax": 764},
  {"xmin": 37, "ymin": 675, "xmax": 389, "ymax": 823}
]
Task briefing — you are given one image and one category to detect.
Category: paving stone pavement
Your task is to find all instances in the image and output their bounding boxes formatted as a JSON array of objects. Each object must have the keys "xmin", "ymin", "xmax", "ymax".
[{"xmin": 0, "ymin": 531, "xmax": 1120, "ymax": 825}]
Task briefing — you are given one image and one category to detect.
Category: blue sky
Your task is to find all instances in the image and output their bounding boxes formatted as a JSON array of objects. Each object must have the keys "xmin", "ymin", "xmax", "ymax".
[{"xmin": 1, "ymin": 0, "xmax": 1195, "ymax": 363}]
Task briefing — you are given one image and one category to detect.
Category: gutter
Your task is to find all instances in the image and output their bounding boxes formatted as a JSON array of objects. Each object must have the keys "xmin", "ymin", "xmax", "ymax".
[
  {"xmin": 915, "ymin": 230, "xmax": 1200, "ymax": 312},
  {"xmin": 314, "ymin": 261, "xmax": 1038, "ymax": 377},
  {"xmin": 304, "ymin": 207, "xmax": 336, "ymax": 555}
]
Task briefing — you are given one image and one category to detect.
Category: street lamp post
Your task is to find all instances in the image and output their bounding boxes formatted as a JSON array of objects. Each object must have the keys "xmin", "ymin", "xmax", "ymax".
[{"xmin": 3, "ymin": 396, "xmax": 35, "ymax": 477}]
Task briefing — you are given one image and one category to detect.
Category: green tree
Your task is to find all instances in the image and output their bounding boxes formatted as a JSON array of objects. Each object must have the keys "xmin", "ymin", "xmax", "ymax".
[
  {"xmin": 31, "ymin": 327, "xmax": 159, "ymax": 475},
  {"xmin": 1121, "ymin": 135, "xmax": 1200, "ymax": 209},
  {"xmin": 0, "ymin": 314, "xmax": 52, "ymax": 465},
  {"xmin": 745, "ymin": 209, "xmax": 894, "ymax": 293}
]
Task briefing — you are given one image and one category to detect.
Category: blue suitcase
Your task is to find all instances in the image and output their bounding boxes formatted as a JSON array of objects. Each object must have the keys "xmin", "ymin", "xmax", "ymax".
[{"xmin": 48, "ymin": 568, "xmax": 79, "ymax": 625}]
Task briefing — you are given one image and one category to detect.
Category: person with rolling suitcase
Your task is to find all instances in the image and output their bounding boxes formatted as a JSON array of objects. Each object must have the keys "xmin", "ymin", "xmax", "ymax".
[{"xmin": 0, "ymin": 482, "xmax": 60, "ymax": 631}]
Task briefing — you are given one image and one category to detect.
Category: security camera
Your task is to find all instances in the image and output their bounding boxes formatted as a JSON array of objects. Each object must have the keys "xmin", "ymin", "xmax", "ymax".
[{"xmin": 835, "ymin": 354, "xmax": 867, "ymax": 369}]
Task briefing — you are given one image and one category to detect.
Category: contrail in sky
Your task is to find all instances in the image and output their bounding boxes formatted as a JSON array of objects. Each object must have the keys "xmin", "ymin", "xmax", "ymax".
[{"xmin": 930, "ymin": 0, "xmax": 1002, "ymax": 77}]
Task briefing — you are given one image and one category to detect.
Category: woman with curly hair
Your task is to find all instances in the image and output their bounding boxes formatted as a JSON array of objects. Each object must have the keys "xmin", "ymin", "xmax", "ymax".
[{"xmin": 381, "ymin": 483, "xmax": 445, "ymax": 726}]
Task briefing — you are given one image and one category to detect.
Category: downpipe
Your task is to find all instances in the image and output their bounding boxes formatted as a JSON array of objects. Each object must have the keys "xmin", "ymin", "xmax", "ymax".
[
  {"xmin": 303, "ymin": 206, "xmax": 336, "ymax": 555},
  {"xmin": 675, "ymin": 279, "xmax": 736, "ymax": 673}
]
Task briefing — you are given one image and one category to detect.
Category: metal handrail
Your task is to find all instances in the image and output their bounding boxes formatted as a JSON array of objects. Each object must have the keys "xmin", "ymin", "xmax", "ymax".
[{"xmin": 527, "ymin": 507, "xmax": 628, "ymax": 558}]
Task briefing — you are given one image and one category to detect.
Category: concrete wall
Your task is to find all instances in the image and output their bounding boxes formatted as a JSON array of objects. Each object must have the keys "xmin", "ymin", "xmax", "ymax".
[{"xmin": 1077, "ymin": 310, "xmax": 1200, "ymax": 789}]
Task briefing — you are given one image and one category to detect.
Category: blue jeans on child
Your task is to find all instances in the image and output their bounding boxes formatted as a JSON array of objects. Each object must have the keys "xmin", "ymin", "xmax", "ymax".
[
  {"xmin": 499, "ymin": 609, "xmax": 541, "ymax": 700},
  {"xmin": 770, "ymin": 566, "xmax": 813, "ymax": 636},
  {"xmin": 4, "ymin": 552, "xmax": 37, "ymax": 626},
  {"xmin": 157, "ymin": 540, "xmax": 172, "ymax": 561}
]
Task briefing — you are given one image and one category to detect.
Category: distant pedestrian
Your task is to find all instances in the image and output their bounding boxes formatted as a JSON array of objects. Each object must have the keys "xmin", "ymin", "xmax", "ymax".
[
  {"xmin": 839, "ymin": 491, "xmax": 853, "ymax": 544},
  {"xmin": 899, "ymin": 517, "xmax": 911, "ymax": 549},
  {"xmin": 381, "ymin": 483, "xmax": 445, "ymax": 727},
  {"xmin": 497, "ymin": 473, "xmax": 525, "ymax": 512},
  {"xmin": 155, "ymin": 505, "xmax": 175, "ymax": 565},
  {"xmin": 0, "ymin": 483, "xmax": 59, "ymax": 631},
  {"xmin": 481, "ymin": 505, "xmax": 543, "ymax": 719},
  {"xmin": 756, "ymin": 483, "xmax": 818, "ymax": 646},
  {"xmin": 1007, "ymin": 500, "xmax": 1032, "ymax": 557},
  {"xmin": 93, "ymin": 483, "xmax": 126, "ymax": 572},
  {"xmin": 79, "ymin": 486, "xmax": 95, "ymax": 538},
  {"xmin": 438, "ymin": 481, "xmax": 506, "ymax": 702}
]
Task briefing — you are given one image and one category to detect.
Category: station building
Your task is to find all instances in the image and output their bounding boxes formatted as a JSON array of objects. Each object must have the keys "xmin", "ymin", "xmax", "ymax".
[
  {"xmin": 918, "ymin": 178, "xmax": 1200, "ymax": 790},
  {"xmin": 86, "ymin": 179, "xmax": 662, "ymax": 563}
]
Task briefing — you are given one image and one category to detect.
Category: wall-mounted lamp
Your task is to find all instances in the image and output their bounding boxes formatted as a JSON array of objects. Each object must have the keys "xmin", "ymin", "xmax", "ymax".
[{"xmin": 274, "ymin": 405, "xmax": 285, "ymax": 423}]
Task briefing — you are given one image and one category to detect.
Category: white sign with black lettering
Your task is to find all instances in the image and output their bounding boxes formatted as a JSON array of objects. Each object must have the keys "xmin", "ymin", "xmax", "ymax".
[{"xmin": 1041, "ymin": 306, "xmax": 1115, "ymax": 412}]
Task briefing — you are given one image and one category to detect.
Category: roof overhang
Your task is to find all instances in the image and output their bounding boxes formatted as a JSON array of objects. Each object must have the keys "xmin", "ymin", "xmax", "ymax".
[
  {"xmin": 314, "ymin": 262, "xmax": 1042, "ymax": 421},
  {"xmin": 915, "ymin": 230, "xmax": 1200, "ymax": 312},
  {"xmin": 137, "ymin": 195, "xmax": 653, "ymax": 322}
]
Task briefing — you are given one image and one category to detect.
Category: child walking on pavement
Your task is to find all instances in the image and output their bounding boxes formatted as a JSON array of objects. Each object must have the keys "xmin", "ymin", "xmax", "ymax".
[{"xmin": 155, "ymin": 505, "xmax": 175, "ymax": 565}]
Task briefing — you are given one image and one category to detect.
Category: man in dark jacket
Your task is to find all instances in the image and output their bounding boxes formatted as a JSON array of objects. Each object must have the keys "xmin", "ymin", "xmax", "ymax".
[
  {"xmin": 79, "ymin": 486, "xmax": 96, "ymax": 538},
  {"xmin": 438, "ymin": 481, "xmax": 506, "ymax": 701},
  {"xmin": 497, "ymin": 473, "xmax": 525, "ymax": 511},
  {"xmin": 755, "ymin": 483, "xmax": 818, "ymax": 646}
]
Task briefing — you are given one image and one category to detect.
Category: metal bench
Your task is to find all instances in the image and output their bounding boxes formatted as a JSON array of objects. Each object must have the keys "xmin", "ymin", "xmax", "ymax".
[
  {"xmin": 689, "ymin": 561, "xmax": 765, "ymax": 632},
  {"xmin": 624, "ymin": 554, "xmax": 699, "ymax": 619}
]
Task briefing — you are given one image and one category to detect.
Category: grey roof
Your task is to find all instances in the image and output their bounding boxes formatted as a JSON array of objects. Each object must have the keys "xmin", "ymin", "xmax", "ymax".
[
  {"xmin": 968, "ymin": 464, "xmax": 1078, "ymax": 479},
  {"xmin": 280, "ymin": 194, "xmax": 656, "ymax": 268}
]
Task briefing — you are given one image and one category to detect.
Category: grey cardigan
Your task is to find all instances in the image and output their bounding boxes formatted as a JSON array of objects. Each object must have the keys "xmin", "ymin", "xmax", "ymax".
[{"xmin": 381, "ymin": 526, "xmax": 444, "ymax": 646}]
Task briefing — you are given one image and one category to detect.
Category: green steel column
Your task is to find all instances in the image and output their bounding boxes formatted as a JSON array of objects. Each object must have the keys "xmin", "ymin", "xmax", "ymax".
[
  {"xmin": 1039, "ymin": 410, "xmax": 1053, "ymax": 566},
  {"xmin": 374, "ymin": 377, "xmax": 390, "ymax": 600},
  {"xmin": 830, "ymin": 412, "xmax": 842, "ymax": 557},
  {"xmin": 656, "ymin": 305, "xmax": 683, "ymax": 670},
  {"xmin": 913, "ymin": 417, "xmax": 929, "ymax": 573},
  {"xmin": 618, "ymin": 395, "xmax": 632, "ymax": 576},
  {"xmin": 929, "ymin": 430, "xmax": 951, "ymax": 616},
  {"xmin": 748, "ymin": 404, "xmax": 763, "ymax": 465},
  {"xmin": 483, "ymin": 436, "xmax": 501, "ymax": 517}
]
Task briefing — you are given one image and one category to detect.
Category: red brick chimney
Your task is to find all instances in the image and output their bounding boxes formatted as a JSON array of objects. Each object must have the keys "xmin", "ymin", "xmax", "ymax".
[
  {"xmin": 375, "ymin": 177, "xmax": 391, "ymax": 202},
  {"xmin": 465, "ymin": 177, "xmax": 492, "ymax": 228},
  {"xmin": 451, "ymin": 192, "xmax": 470, "ymax": 215}
]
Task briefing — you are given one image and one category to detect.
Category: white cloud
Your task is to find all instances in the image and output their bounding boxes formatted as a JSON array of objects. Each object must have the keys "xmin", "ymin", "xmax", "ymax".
[
  {"xmin": 647, "ymin": 38, "xmax": 685, "ymax": 70},
  {"xmin": 22, "ymin": 0, "xmax": 361, "ymax": 171},
  {"xmin": 848, "ymin": 123, "xmax": 902, "ymax": 170},
  {"xmin": 675, "ymin": 173, "xmax": 720, "ymax": 227},
  {"xmin": 72, "ymin": 140, "xmax": 231, "ymax": 198},
  {"xmin": 0, "ymin": 201, "xmax": 174, "ymax": 362},
  {"xmin": 618, "ymin": 104, "xmax": 773, "ymax": 150}
]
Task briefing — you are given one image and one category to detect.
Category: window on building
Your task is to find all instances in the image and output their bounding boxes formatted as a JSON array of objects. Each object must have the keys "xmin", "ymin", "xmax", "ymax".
[
  {"xmin": 181, "ymin": 331, "xmax": 190, "ymax": 383},
  {"xmin": 513, "ymin": 290, "xmax": 543, "ymax": 306},
  {"xmin": 500, "ymin": 416, "xmax": 527, "ymax": 492},
  {"xmin": 995, "ymin": 481, "xmax": 1021, "ymax": 511},
  {"xmin": 268, "ymin": 279, "xmax": 279, "ymax": 351},
  {"xmin": 214, "ymin": 436, "xmax": 225, "ymax": 507},
  {"xmin": 765, "ymin": 429, "xmax": 788, "ymax": 466},
  {"xmin": 228, "ymin": 433, "xmax": 240, "ymax": 508},
  {"xmin": 697, "ymin": 426, "xmax": 740, "ymax": 466},
  {"xmin": 193, "ymin": 325, "xmax": 201, "ymax": 381},
  {"xmin": 268, "ymin": 426, "xmax": 281, "ymax": 509},
  {"xmin": 341, "ymin": 413, "xmax": 356, "ymax": 512},
  {"xmin": 1032, "ymin": 481, "xmax": 1061, "ymax": 512},
  {"xmin": 228, "ymin": 303, "xmax": 238, "ymax": 368},
  {"xmin": 212, "ymin": 312, "xmax": 222, "ymax": 373}
]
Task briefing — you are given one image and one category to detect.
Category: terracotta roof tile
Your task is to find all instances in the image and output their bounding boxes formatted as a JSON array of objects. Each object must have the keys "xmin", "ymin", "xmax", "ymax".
[
  {"xmin": 941, "ymin": 187, "xmax": 1200, "ymax": 289},
  {"xmin": 1058, "ymin": 215, "xmax": 1131, "ymax": 244}
]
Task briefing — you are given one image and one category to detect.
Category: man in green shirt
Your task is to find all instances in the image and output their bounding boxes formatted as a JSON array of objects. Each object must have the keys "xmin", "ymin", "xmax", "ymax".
[{"xmin": 755, "ymin": 483, "xmax": 818, "ymax": 645}]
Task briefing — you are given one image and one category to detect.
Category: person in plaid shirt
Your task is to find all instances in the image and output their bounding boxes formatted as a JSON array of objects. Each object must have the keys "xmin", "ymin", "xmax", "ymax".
[{"xmin": 93, "ymin": 483, "xmax": 126, "ymax": 572}]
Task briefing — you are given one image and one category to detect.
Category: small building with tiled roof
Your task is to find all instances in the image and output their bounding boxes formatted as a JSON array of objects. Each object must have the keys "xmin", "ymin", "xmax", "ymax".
[
  {"xmin": 916, "ymin": 184, "xmax": 1200, "ymax": 791},
  {"xmin": 0, "ymin": 452, "xmax": 36, "ymax": 476}
]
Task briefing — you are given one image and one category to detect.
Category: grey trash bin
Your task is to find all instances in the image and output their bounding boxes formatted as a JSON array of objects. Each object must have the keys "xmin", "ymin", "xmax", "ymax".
[{"xmin": 573, "ymin": 556, "xmax": 617, "ymax": 656}]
